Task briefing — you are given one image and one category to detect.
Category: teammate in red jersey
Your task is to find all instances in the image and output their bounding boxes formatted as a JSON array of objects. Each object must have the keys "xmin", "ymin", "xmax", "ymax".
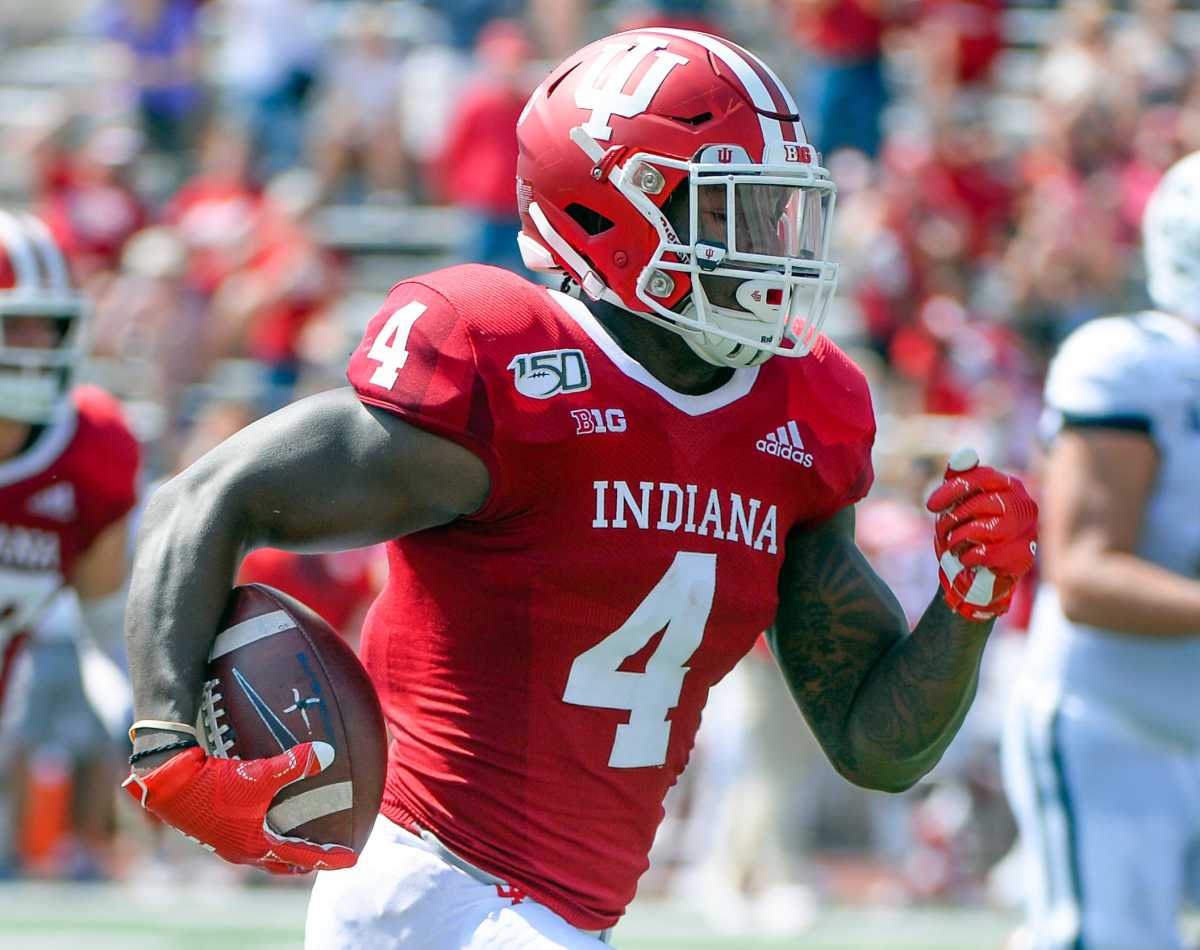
[
  {"xmin": 0, "ymin": 211, "xmax": 139, "ymax": 705},
  {"xmin": 123, "ymin": 30, "xmax": 1037, "ymax": 947},
  {"xmin": 0, "ymin": 211, "xmax": 139, "ymax": 870}
]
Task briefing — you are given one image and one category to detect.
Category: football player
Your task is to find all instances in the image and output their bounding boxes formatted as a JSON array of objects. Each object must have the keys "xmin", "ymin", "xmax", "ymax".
[
  {"xmin": 122, "ymin": 30, "xmax": 1037, "ymax": 947},
  {"xmin": 1002, "ymin": 152, "xmax": 1200, "ymax": 950},
  {"xmin": 0, "ymin": 211, "xmax": 140, "ymax": 867}
]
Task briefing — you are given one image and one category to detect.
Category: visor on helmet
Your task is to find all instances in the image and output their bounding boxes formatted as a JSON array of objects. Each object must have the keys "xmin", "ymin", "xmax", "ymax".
[{"xmin": 695, "ymin": 181, "xmax": 827, "ymax": 262}]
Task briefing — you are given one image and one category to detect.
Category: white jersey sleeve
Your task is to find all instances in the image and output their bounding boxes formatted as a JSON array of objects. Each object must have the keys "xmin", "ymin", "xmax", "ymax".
[{"xmin": 1043, "ymin": 316, "xmax": 1164, "ymax": 440}]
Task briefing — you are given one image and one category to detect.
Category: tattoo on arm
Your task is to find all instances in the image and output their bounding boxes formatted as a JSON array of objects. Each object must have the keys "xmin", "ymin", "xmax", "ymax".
[{"xmin": 769, "ymin": 508, "xmax": 992, "ymax": 790}]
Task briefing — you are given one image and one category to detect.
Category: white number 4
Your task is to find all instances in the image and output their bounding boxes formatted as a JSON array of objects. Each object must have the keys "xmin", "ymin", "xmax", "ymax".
[
  {"xmin": 367, "ymin": 301, "xmax": 427, "ymax": 388},
  {"xmin": 563, "ymin": 551, "xmax": 716, "ymax": 768}
]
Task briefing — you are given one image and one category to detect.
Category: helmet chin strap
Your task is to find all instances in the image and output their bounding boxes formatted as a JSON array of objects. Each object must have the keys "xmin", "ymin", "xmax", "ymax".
[{"xmin": 673, "ymin": 299, "xmax": 774, "ymax": 368}]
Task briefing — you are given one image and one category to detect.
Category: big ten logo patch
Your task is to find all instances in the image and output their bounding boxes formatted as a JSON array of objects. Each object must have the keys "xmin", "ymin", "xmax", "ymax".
[
  {"xmin": 572, "ymin": 408, "xmax": 627, "ymax": 435},
  {"xmin": 507, "ymin": 349, "xmax": 591, "ymax": 400},
  {"xmin": 574, "ymin": 38, "xmax": 688, "ymax": 142}
]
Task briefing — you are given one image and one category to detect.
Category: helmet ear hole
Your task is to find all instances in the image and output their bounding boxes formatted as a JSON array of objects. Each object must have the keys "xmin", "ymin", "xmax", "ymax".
[{"xmin": 564, "ymin": 203, "xmax": 615, "ymax": 236}]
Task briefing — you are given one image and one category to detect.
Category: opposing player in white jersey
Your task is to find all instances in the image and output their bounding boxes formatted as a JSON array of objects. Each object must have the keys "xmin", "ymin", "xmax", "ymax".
[{"xmin": 1003, "ymin": 151, "xmax": 1200, "ymax": 949}]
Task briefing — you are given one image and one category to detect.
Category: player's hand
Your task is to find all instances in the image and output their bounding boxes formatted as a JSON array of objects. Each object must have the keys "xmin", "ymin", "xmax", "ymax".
[
  {"xmin": 121, "ymin": 743, "xmax": 357, "ymax": 874},
  {"xmin": 925, "ymin": 448, "xmax": 1038, "ymax": 622}
]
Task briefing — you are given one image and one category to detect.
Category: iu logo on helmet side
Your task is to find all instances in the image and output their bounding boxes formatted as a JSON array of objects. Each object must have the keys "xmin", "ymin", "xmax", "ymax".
[{"xmin": 574, "ymin": 38, "xmax": 688, "ymax": 142}]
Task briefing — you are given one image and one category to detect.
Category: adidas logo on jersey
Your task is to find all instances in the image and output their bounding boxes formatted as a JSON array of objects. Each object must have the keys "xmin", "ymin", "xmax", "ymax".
[
  {"xmin": 26, "ymin": 482, "xmax": 75, "ymax": 521},
  {"xmin": 756, "ymin": 422, "xmax": 814, "ymax": 467}
]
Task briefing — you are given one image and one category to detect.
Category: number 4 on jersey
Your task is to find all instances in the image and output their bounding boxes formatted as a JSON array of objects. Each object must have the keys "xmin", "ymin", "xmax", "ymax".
[
  {"xmin": 367, "ymin": 301, "xmax": 427, "ymax": 388},
  {"xmin": 563, "ymin": 552, "xmax": 716, "ymax": 768}
]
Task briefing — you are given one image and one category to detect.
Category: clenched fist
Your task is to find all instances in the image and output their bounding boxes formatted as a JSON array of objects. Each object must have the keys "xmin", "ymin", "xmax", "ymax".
[
  {"xmin": 122, "ymin": 743, "xmax": 357, "ymax": 874},
  {"xmin": 926, "ymin": 448, "xmax": 1038, "ymax": 622}
]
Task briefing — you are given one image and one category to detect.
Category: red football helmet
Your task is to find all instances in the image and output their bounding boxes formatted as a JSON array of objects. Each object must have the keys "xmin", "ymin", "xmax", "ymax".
[
  {"xmin": 0, "ymin": 211, "xmax": 88, "ymax": 423},
  {"xmin": 516, "ymin": 29, "xmax": 837, "ymax": 368}
]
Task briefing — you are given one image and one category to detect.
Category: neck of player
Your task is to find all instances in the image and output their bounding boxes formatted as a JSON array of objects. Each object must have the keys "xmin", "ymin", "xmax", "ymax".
[
  {"xmin": 588, "ymin": 299, "xmax": 735, "ymax": 396},
  {"xmin": 0, "ymin": 418, "xmax": 32, "ymax": 463}
]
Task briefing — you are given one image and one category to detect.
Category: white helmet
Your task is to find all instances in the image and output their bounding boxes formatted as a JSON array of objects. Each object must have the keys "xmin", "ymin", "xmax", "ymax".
[
  {"xmin": 0, "ymin": 211, "xmax": 88, "ymax": 423},
  {"xmin": 1144, "ymin": 150, "xmax": 1200, "ymax": 322}
]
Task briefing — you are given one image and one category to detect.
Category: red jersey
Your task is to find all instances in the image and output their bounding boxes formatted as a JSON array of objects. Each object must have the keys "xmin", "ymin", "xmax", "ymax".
[
  {"xmin": 347, "ymin": 265, "xmax": 874, "ymax": 929},
  {"xmin": 0, "ymin": 386, "xmax": 139, "ymax": 647}
]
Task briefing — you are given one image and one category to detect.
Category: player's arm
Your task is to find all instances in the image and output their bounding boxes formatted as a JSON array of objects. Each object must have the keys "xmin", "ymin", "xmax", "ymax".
[
  {"xmin": 122, "ymin": 387, "xmax": 487, "ymax": 872},
  {"xmin": 69, "ymin": 515, "xmax": 131, "ymax": 655},
  {"xmin": 70, "ymin": 515, "xmax": 130, "ymax": 600},
  {"xmin": 769, "ymin": 454, "xmax": 1037, "ymax": 793},
  {"xmin": 1044, "ymin": 428, "xmax": 1200, "ymax": 634},
  {"xmin": 769, "ymin": 507, "xmax": 989, "ymax": 793},
  {"xmin": 126, "ymin": 386, "xmax": 488, "ymax": 764}
]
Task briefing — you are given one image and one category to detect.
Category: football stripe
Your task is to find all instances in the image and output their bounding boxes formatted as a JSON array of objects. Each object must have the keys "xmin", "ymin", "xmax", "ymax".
[
  {"xmin": 267, "ymin": 781, "xmax": 354, "ymax": 833},
  {"xmin": 210, "ymin": 610, "xmax": 295, "ymax": 660},
  {"xmin": 639, "ymin": 27, "xmax": 784, "ymax": 148}
]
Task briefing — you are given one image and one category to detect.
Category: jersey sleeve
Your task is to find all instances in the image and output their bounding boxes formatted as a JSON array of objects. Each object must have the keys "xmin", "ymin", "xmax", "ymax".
[
  {"xmin": 346, "ymin": 280, "xmax": 503, "ymax": 514},
  {"xmin": 73, "ymin": 386, "xmax": 140, "ymax": 544},
  {"xmin": 1043, "ymin": 317, "xmax": 1160, "ymax": 438}
]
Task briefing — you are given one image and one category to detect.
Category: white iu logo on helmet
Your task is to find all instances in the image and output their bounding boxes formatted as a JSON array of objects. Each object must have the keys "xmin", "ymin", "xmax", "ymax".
[{"xmin": 575, "ymin": 38, "xmax": 688, "ymax": 142}]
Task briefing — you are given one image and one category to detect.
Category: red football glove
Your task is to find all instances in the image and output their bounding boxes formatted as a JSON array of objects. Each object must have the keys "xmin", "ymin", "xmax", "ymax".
[
  {"xmin": 925, "ymin": 448, "xmax": 1038, "ymax": 622},
  {"xmin": 122, "ymin": 742, "xmax": 356, "ymax": 874}
]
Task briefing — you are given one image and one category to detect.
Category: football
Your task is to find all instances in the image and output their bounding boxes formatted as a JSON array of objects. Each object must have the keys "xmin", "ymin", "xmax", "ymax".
[{"xmin": 197, "ymin": 583, "xmax": 387, "ymax": 853}]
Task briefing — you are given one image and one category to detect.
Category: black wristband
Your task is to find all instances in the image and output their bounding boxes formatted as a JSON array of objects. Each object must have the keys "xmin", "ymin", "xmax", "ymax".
[{"xmin": 128, "ymin": 737, "xmax": 199, "ymax": 765}]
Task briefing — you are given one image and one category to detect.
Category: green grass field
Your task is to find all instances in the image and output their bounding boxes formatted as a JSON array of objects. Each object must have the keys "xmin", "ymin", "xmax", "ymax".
[{"xmin": 0, "ymin": 882, "xmax": 1019, "ymax": 949}]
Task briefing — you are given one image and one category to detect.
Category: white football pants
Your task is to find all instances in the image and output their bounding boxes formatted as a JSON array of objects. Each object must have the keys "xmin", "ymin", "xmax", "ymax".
[
  {"xmin": 1002, "ymin": 681, "xmax": 1200, "ymax": 950},
  {"xmin": 305, "ymin": 815, "xmax": 613, "ymax": 949}
]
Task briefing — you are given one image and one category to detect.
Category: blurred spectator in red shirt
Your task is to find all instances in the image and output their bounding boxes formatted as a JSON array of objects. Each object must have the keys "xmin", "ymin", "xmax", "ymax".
[
  {"xmin": 99, "ymin": 0, "xmax": 203, "ymax": 156},
  {"xmin": 917, "ymin": 112, "xmax": 1015, "ymax": 261},
  {"xmin": 163, "ymin": 123, "xmax": 263, "ymax": 299},
  {"xmin": 35, "ymin": 125, "xmax": 149, "ymax": 285},
  {"xmin": 792, "ymin": 0, "xmax": 890, "ymax": 157},
  {"xmin": 437, "ymin": 19, "xmax": 534, "ymax": 273},
  {"xmin": 909, "ymin": 0, "xmax": 1003, "ymax": 109},
  {"xmin": 210, "ymin": 169, "xmax": 343, "ymax": 406},
  {"xmin": 890, "ymin": 291, "xmax": 1037, "ymax": 431}
]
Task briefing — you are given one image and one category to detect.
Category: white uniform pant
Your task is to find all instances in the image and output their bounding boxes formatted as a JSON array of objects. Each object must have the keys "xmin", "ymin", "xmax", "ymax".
[
  {"xmin": 1002, "ymin": 682, "xmax": 1200, "ymax": 950},
  {"xmin": 305, "ymin": 815, "xmax": 614, "ymax": 949}
]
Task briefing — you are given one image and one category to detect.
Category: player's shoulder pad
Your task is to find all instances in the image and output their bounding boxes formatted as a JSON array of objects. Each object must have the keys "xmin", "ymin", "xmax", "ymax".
[
  {"xmin": 792, "ymin": 334, "xmax": 877, "ymax": 446},
  {"xmin": 69, "ymin": 385, "xmax": 140, "ymax": 522},
  {"xmin": 348, "ymin": 265, "xmax": 558, "ymax": 484},
  {"xmin": 393, "ymin": 264, "xmax": 559, "ymax": 340},
  {"xmin": 72, "ymin": 384, "xmax": 127, "ymax": 424},
  {"xmin": 1046, "ymin": 313, "xmax": 1165, "ymax": 415},
  {"xmin": 1053, "ymin": 314, "xmax": 1163, "ymax": 374},
  {"xmin": 71, "ymin": 386, "xmax": 139, "ymax": 462},
  {"xmin": 772, "ymin": 336, "xmax": 876, "ymax": 517}
]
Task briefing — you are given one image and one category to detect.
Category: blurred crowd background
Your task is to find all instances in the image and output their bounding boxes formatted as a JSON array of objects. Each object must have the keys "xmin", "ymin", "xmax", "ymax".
[{"xmin": 1, "ymin": 0, "xmax": 1196, "ymax": 938}]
